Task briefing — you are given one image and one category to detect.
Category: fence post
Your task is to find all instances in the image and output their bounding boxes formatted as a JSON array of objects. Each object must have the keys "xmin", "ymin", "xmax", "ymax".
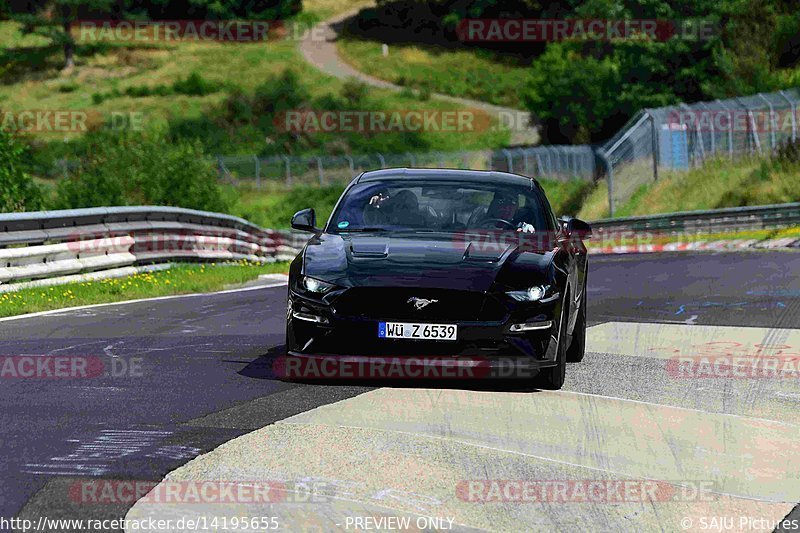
[
  {"xmin": 407, "ymin": 153, "xmax": 416, "ymax": 167},
  {"xmin": 216, "ymin": 155, "xmax": 224, "ymax": 181},
  {"xmin": 253, "ymin": 155, "xmax": 261, "ymax": 189},
  {"xmin": 282, "ymin": 155, "xmax": 292, "ymax": 186},
  {"xmin": 377, "ymin": 153, "xmax": 386, "ymax": 168},
  {"xmin": 699, "ymin": 102, "xmax": 715, "ymax": 156},
  {"xmin": 535, "ymin": 153, "xmax": 544, "ymax": 177},
  {"xmin": 569, "ymin": 148, "xmax": 577, "ymax": 177},
  {"xmin": 716, "ymin": 100, "xmax": 734, "ymax": 158},
  {"xmin": 602, "ymin": 152, "xmax": 615, "ymax": 216},
  {"xmin": 502, "ymin": 149, "xmax": 513, "ymax": 173},
  {"xmin": 758, "ymin": 93, "xmax": 777, "ymax": 149},
  {"xmin": 344, "ymin": 155, "xmax": 355, "ymax": 175},
  {"xmin": 736, "ymin": 97, "xmax": 761, "ymax": 154},
  {"xmin": 316, "ymin": 157, "xmax": 324, "ymax": 185},
  {"xmin": 779, "ymin": 90, "xmax": 797, "ymax": 142},
  {"xmin": 519, "ymin": 147, "xmax": 530, "ymax": 176}
]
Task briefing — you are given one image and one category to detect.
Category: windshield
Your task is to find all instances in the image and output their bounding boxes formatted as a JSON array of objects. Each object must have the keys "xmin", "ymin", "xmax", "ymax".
[{"xmin": 329, "ymin": 180, "xmax": 550, "ymax": 233}]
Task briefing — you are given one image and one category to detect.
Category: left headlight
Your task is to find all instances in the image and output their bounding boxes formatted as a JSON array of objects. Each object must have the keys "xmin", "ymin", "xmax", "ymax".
[
  {"xmin": 299, "ymin": 275, "xmax": 338, "ymax": 294},
  {"xmin": 507, "ymin": 284, "xmax": 555, "ymax": 302}
]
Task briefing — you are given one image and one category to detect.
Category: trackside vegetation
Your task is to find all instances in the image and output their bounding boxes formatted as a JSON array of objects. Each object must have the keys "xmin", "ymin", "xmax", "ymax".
[{"xmin": 0, "ymin": 261, "xmax": 289, "ymax": 318}]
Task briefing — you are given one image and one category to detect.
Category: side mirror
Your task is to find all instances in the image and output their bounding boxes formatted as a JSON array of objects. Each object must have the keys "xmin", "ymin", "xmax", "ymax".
[
  {"xmin": 558, "ymin": 216, "xmax": 592, "ymax": 240},
  {"xmin": 566, "ymin": 217, "xmax": 592, "ymax": 240},
  {"xmin": 291, "ymin": 208, "xmax": 319, "ymax": 233}
]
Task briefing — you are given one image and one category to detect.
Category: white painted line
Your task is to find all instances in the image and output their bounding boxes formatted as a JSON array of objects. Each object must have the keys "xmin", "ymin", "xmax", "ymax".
[{"xmin": 0, "ymin": 281, "xmax": 288, "ymax": 323}]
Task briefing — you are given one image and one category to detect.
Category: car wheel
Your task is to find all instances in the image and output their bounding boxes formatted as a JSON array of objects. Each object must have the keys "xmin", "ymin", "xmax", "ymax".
[
  {"xmin": 566, "ymin": 283, "xmax": 587, "ymax": 363},
  {"xmin": 534, "ymin": 291, "xmax": 568, "ymax": 390}
]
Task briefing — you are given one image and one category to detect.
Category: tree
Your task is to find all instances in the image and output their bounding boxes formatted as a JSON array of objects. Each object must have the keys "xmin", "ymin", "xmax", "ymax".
[{"xmin": 10, "ymin": 0, "xmax": 116, "ymax": 69}]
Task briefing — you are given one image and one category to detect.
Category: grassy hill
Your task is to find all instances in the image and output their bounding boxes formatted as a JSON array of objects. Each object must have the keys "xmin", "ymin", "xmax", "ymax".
[{"xmin": 578, "ymin": 156, "xmax": 800, "ymax": 221}]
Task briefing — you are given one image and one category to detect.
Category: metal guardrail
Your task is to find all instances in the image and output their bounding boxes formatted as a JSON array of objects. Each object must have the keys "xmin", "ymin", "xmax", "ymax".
[
  {"xmin": 0, "ymin": 206, "xmax": 308, "ymax": 290},
  {"xmin": 589, "ymin": 202, "xmax": 800, "ymax": 234},
  {"xmin": 1, "ymin": 202, "xmax": 797, "ymax": 291}
]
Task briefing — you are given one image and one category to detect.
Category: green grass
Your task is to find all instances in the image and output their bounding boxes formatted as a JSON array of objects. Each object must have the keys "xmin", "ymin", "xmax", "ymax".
[
  {"xmin": 0, "ymin": 261, "xmax": 288, "ymax": 318},
  {"xmin": 230, "ymin": 184, "xmax": 344, "ymax": 228},
  {"xmin": 302, "ymin": 0, "xmax": 375, "ymax": 20},
  {"xmin": 578, "ymin": 157, "xmax": 800, "ymax": 220},
  {"xmin": 337, "ymin": 38, "xmax": 530, "ymax": 109},
  {"xmin": 0, "ymin": 20, "xmax": 510, "ymax": 154}
]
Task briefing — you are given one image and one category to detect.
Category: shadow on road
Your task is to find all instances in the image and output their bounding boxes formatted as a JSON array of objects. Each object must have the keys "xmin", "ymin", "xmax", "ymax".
[{"xmin": 239, "ymin": 345, "xmax": 546, "ymax": 393}]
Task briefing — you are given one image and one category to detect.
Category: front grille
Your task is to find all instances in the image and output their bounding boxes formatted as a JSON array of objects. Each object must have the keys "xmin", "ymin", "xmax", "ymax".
[
  {"xmin": 332, "ymin": 287, "xmax": 506, "ymax": 321},
  {"xmin": 312, "ymin": 331, "xmax": 522, "ymax": 357}
]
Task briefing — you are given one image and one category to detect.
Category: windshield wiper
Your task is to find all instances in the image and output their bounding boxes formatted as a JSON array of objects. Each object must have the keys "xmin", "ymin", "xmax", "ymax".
[{"xmin": 339, "ymin": 227, "xmax": 390, "ymax": 232}]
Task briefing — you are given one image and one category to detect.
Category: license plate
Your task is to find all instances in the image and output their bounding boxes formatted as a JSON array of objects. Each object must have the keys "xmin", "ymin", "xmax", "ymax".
[{"xmin": 378, "ymin": 322, "xmax": 457, "ymax": 341}]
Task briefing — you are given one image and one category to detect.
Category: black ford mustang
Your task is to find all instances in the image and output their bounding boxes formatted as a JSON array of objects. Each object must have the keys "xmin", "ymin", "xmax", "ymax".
[{"xmin": 285, "ymin": 168, "xmax": 591, "ymax": 389}]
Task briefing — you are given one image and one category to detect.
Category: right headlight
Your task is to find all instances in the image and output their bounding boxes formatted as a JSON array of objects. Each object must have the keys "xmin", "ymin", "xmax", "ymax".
[
  {"xmin": 506, "ymin": 284, "xmax": 555, "ymax": 302},
  {"xmin": 299, "ymin": 275, "xmax": 338, "ymax": 295}
]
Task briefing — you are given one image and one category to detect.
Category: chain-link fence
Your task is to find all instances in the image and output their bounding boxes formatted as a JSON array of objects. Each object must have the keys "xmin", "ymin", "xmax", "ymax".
[
  {"xmin": 599, "ymin": 88, "xmax": 800, "ymax": 214},
  {"xmin": 219, "ymin": 87, "xmax": 799, "ymax": 215},
  {"xmin": 217, "ymin": 145, "xmax": 596, "ymax": 188}
]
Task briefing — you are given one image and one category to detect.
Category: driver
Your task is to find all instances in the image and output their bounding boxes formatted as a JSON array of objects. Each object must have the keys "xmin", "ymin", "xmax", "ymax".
[
  {"xmin": 486, "ymin": 193, "xmax": 518, "ymax": 222},
  {"xmin": 476, "ymin": 192, "xmax": 535, "ymax": 233}
]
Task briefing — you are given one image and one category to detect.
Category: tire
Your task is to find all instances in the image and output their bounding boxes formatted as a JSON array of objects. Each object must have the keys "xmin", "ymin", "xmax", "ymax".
[
  {"xmin": 566, "ymin": 283, "xmax": 587, "ymax": 363},
  {"xmin": 534, "ymin": 291, "xmax": 568, "ymax": 390}
]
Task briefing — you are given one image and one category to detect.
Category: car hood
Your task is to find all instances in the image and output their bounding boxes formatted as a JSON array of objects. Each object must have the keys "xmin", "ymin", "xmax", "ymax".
[{"xmin": 302, "ymin": 232, "xmax": 555, "ymax": 292}]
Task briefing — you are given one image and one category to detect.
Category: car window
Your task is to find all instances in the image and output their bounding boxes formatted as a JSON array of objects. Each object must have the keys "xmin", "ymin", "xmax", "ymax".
[{"xmin": 330, "ymin": 180, "xmax": 549, "ymax": 233}]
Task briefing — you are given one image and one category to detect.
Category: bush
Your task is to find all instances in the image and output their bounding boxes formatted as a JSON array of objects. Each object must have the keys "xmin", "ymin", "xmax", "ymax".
[
  {"xmin": 54, "ymin": 132, "xmax": 230, "ymax": 213},
  {"xmin": 340, "ymin": 78, "xmax": 369, "ymax": 106},
  {"xmin": 172, "ymin": 72, "xmax": 220, "ymax": 96},
  {"xmin": 0, "ymin": 130, "xmax": 44, "ymax": 212}
]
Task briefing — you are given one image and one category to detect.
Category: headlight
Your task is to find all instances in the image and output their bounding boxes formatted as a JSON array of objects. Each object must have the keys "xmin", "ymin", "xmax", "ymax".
[
  {"xmin": 507, "ymin": 284, "xmax": 554, "ymax": 302},
  {"xmin": 300, "ymin": 275, "xmax": 337, "ymax": 294}
]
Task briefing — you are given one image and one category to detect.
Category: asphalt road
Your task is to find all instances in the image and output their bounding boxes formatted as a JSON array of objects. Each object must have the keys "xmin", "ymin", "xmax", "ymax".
[{"xmin": 2, "ymin": 251, "xmax": 799, "ymax": 532}]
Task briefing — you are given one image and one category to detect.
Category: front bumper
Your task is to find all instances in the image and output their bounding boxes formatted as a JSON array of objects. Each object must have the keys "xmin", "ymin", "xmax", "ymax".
[{"xmin": 286, "ymin": 289, "xmax": 562, "ymax": 377}]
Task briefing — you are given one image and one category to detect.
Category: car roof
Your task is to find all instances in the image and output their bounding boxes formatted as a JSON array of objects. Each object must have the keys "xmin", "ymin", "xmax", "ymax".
[{"xmin": 355, "ymin": 168, "xmax": 541, "ymax": 190}]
